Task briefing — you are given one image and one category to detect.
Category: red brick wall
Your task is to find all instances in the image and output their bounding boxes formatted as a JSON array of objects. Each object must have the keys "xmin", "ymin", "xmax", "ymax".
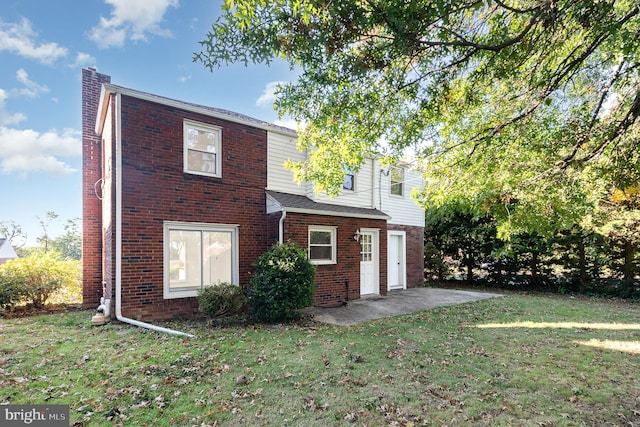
[
  {"xmin": 267, "ymin": 211, "xmax": 282, "ymax": 245},
  {"xmin": 282, "ymin": 212, "xmax": 388, "ymax": 307},
  {"xmin": 388, "ymin": 224, "xmax": 425, "ymax": 288},
  {"xmin": 82, "ymin": 68, "xmax": 111, "ymax": 308},
  {"xmin": 116, "ymin": 95, "xmax": 269, "ymax": 320}
]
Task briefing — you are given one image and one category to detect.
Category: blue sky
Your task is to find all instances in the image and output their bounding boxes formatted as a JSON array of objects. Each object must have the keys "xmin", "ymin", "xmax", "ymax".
[{"xmin": 0, "ymin": 0, "xmax": 297, "ymax": 246}]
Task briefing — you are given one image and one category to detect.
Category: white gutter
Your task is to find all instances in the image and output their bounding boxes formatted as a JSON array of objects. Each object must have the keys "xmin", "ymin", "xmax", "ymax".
[
  {"xmin": 278, "ymin": 210, "xmax": 287, "ymax": 244},
  {"xmin": 283, "ymin": 207, "xmax": 388, "ymax": 219},
  {"xmin": 113, "ymin": 92, "xmax": 194, "ymax": 338}
]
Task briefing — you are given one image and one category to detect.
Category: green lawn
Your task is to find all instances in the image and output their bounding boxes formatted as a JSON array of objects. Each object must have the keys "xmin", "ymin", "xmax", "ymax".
[{"xmin": 1, "ymin": 292, "xmax": 639, "ymax": 426}]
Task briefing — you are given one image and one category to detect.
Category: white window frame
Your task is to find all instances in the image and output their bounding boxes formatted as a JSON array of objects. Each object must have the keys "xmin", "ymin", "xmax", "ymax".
[
  {"xmin": 163, "ymin": 221, "xmax": 239, "ymax": 299},
  {"xmin": 183, "ymin": 119, "xmax": 222, "ymax": 178},
  {"xmin": 308, "ymin": 225, "xmax": 337, "ymax": 265},
  {"xmin": 390, "ymin": 166, "xmax": 404, "ymax": 197}
]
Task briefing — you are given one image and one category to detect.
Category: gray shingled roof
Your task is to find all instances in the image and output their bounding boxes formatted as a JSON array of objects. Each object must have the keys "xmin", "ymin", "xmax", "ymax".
[{"xmin": 266, "ymin": 190, "xmax": 389, "ymax": 219}]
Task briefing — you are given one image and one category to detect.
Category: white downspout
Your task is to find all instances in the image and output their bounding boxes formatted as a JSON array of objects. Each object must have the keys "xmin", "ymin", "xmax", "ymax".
[
  {"xmin": 114, "ymin": 92, "xmax": 194, "ymax": 338},
  {"xmin": 278, "ymin": 209, "xmax": 287, "ymax": 244}
]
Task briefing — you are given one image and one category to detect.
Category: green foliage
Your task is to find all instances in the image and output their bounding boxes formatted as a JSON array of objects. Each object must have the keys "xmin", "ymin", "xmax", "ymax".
[
  {"xmin": 36, "ymin": 211, "xmax": 59, "ymax": 252},
  {"xmin": 0, "ymin": 273, "xmax": 19, "ymax": 310},
  {"xmin": 50, "ymin": 218, "xmax": 82, "ymax": 260},
  {"xmin": 196, "ymin": 0, "xmax": 640, "ymax": 235},
  {"xmin": 248, "ymin": 242, "xmax": 316, "ymax": 323},
  {"xmin": 0, "ymin": 250, "xmax": 80, "ymax": 309},
  {"xmin": 197, "ymin": 282, "xmax": 247, "ymax": 319},
  {"xmin": 423, "ymin": 240, "xmax": 448, "ymax": 283},
  {"xmin": 0, "ymin": 220, "xmax": 27, "ymax": 250},
  {"xmin": 426, "ymin": 203, "xmax": 639, "ymax": 297}
]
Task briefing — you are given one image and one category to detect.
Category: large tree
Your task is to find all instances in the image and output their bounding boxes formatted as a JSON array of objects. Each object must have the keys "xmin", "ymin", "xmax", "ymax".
[{"xmin": 196, "ymin": 0, "xmax": 640, "ymax": 235}]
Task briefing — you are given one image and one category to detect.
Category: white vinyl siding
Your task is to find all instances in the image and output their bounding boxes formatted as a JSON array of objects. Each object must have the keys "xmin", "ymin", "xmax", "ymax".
[
  {"xmin": 380, "ymin": 166, "xmax": 424, "ymax": 227},
  {"xmin": 265, "ymin": 130, "xmax": 424, "ymax": 227},
  {"xmin": 311, "ymin": 159, "xmax": 376, "ymax": 208},
  {"xmin": 267, "ymin": 131, "xmax": 306, "ymax": 195}
]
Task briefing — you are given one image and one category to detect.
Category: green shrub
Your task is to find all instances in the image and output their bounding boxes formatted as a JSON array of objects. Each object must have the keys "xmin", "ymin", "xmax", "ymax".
[
  {"xmin": 0, "ymin": 251, "xmax": 78, "ymax": 309},
  {"xmin": 197, "ymin": 282, "xmax": 247, "ymax": 318},
  {"xmin": 248, "ymin": 242, "xmax": 316, "ymax": 323},
  {"xmin": 48, "ymin": 259, "xmax": 82, "ymax": 305},
  {"xmin": 0, "ymin": 272, "xmax": 19, "ymax": 310}
]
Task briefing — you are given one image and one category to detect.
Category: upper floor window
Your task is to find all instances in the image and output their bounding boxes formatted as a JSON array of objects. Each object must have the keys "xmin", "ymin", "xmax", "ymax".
[
  {"xmin": 309, "ymin": 226, "xmax": 337, "ymax": 265},
  {"xmin": 390, "ymin": 166, "xmax": 404, "ymax": 196},
  {"xmin": 343, "ymin": 168, "xmax": 355, "ymax": 191},
  {"xmin": 184, "ymin": 119, "xmax": 222, "ymax": 178}
]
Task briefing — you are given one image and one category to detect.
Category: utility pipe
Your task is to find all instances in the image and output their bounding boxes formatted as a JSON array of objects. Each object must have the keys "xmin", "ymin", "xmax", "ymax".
[{"xmin": 278, "ymin": 209, "xmax": 287, "ymax": 244}]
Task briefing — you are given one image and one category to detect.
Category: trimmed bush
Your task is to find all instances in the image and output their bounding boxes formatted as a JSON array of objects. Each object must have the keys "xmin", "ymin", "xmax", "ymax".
[
  {"xmin": 0, "ymin": 251, "xmax": 78, "ymax": 309},
  {"xmin": 248, "ymin": 242, "xmax": 316, "ymax": 323},
  {"xmin": 0, "ymin": 273, "xmax": 19, "ymax": 311},
  {"xmin": 198, "ymin": 282, "xmax": 247, "ymax": 318}
]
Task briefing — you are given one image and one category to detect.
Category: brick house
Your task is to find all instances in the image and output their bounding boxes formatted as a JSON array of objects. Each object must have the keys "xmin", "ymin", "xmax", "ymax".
[{"xmin": 82, "ymin": 68, "xmax": 424, "ymax": 323}]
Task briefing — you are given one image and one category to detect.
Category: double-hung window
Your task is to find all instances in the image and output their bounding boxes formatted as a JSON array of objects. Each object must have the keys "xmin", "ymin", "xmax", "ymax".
[
  {"xmin": 390, "ymin": 166, "xmax": 404, "ymax": 197},
  {"xmin": 343, "ymin": 169, "xmax": 355, "ymax": 191},
  {"xmin": 164, "ymin": 222, "xmax": 238, "ymax": 299},
  {"xmin": 308, "ymin": 226, "xmax": 337, "ymax": 265},
  {"xmin": 184, "ymin": 119, "xmax": 222, "ymax": 178}
]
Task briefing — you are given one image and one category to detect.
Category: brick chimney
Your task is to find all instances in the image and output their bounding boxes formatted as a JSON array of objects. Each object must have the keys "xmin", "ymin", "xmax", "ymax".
[{"xmin": 82, "ymin": 68, "xmax": 110, "ymax": 308}]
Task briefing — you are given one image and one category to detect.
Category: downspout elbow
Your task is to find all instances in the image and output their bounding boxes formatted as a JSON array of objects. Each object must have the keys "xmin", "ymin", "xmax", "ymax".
[{"xmin": 114, "ymin": 301, "xmax": 195, "ymax": 338}]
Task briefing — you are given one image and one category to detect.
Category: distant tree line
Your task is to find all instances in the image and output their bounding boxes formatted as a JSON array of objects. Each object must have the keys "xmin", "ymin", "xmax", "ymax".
[
  {"xmin": 0, "ymin": 212, "xmax": 81, "ymax": 260},
  {"xmin": 1, "ymin": 212, "xmax": 82, "ymax": 310},
  {"xmin": 425, "ymin": 205, "xmax": 639, "ymax": 299}
]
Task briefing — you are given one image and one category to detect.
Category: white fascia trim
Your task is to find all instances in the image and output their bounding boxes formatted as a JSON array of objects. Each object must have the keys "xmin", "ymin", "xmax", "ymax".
[
  {"xmin": 265, "ymin": 192, "xmax": 283, "ymax": 214},
  {"xmin": 285, "ymin": 207, "xmax": 389, "ymax": 220},
  {"xmin": 114, "ymin": 92, "xmax": 194, "ymax": 338},
  {"xmin": 102, "ymin": 83, "xmax": 297, "ymax": 138},
  {"xmin": 95, "ymin": 84, "xmax": 108, "ymax": 135}
]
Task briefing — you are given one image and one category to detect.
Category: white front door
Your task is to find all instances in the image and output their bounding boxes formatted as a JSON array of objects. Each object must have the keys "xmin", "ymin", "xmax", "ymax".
[
  {"xmin": 360, "ymin": 230, "xmax": 378, "ymax": 295},
  {"xmin": 388, "ymin": 232, "xmax": 406, "ymax": 290}
]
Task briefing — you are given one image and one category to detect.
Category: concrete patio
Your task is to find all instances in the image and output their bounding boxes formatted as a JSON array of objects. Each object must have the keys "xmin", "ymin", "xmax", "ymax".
[{"xmin": 303, "ymin": 287, "xmax": 502, "ymax": 326}]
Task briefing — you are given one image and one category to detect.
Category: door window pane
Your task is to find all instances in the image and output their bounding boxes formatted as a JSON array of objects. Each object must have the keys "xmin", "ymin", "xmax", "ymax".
[{"xmin": 360, "ymin": 234, "xmax": 372, "ymax": 262}]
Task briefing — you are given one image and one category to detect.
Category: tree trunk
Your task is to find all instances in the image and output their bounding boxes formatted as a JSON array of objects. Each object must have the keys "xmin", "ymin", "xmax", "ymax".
[
  {"xmin": 531, "ymin": 252, "xmax": 539, "ymax": 286},
  {"xmin": 466, "ymin": 253, "xmax": 474, "ymax": 284},
  {"xmin": 577, "ymin": 238, "xmax": 587, "ymax": 292},
  {"xmin": 623, "ymin": 240, "xmax": 635, "ymax": 286}
]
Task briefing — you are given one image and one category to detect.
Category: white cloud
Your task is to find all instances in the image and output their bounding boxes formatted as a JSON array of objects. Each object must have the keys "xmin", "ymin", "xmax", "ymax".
[
  {"xmin": 0, "ymin": 18, "xmax": 68, "ymax": 64},
  {"xmin": 13, "ymin": 69, "xmax": 50, "ymax": 98},
  {"xmin": 273, "ymin": 117, "xmax": 300, "ymax": 131},
  {"xmin": 256, "ymin": 81, "xmax": 285, "ymax": 107},
  {"xmin": 71, "ymin": 52, "xmax": 97, "ymax": 68},
  {"xmin": 89, "ymin": 0, "xmax": 179, "ymax": 48},
  {"xmin": 0, "ymin": 127, "xmax": 80, "ymax": 176},
  {"xmin": 0, "ymin": 89, "xmax": 27, "ymax": 126}
]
